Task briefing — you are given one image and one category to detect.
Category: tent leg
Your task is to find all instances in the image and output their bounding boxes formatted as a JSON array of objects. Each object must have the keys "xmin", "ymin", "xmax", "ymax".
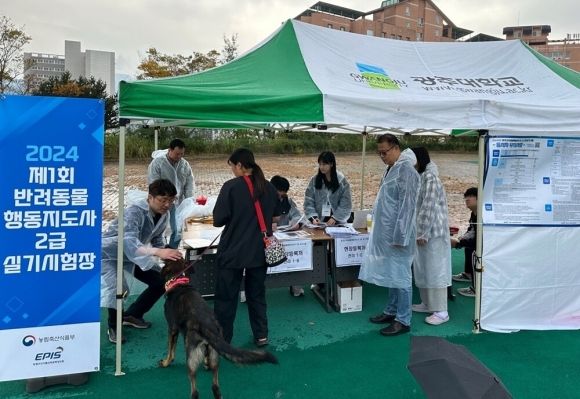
[
  {"xmin": 360, "ymin": 131, "xmax": 367, "ymax": 211},
  {"xmin": 154, "ymin": 127, "xmax": 159, "ymax": 151},
  {"xmin": 115, "ymin": 124, "xmax": 127, "ymax": 375},
  {"xmin": 473, "ymin": 131, "xmax": 487, "ymax": 334}
]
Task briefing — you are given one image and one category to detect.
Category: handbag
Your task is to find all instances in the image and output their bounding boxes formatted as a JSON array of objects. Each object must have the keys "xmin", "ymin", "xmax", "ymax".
[{"xmin": 243, "ymin": 176, "xmax": 288, "ymax": 267}]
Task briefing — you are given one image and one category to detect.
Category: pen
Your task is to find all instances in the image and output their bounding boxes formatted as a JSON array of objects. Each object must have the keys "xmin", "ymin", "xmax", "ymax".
[{"xmin": 294, "ymin": 214, "xmax": 305, "ymax": 226}]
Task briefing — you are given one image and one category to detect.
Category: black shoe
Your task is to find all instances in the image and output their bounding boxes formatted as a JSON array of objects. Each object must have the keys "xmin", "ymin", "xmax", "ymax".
[
  {"xmin": 108, "ymin": 328, "xmax": 127, "ymax": 344},
  {"xmin": 380, "ymin": 321, "xmax": 410, "ymax": 336},
  {"xmin": 370, "ymin": 313, "xmax": 396, "ymax": 324},
  {"xmin": 254, "ymin": 338, "xmax": 269, "ymax": 347},
  {"xmin": 122, "ymin": 315, "xmax": 152, "ymax": 329}
]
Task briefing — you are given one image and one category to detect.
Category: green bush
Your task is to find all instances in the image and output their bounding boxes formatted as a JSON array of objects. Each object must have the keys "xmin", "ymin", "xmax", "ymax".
[{"xmin": 104, "ymin": 130, "xmax": 477, "ymax": 159}]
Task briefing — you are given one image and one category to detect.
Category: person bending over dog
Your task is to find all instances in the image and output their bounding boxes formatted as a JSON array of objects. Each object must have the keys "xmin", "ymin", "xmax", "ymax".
[
  {"xmin": 159, "ymin": 257, "xmax": 278, "ymax": 399},
  {"xmin": 101, "ymin": 179, "xmax": 183, "ymax": 344}
]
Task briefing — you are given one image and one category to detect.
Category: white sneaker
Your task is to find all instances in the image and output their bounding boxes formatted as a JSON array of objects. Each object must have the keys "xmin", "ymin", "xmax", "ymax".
[
  {"xmin": 425, "ymin": 313, "xmax": 450, "ymax": 325},
  {"xmin": 240, "ymin": 291, "xmax": 246, "ymax": 303},
  {"xmin": 457, "ymin": 287, "xmax": 476, "ymax": 297},
  {"xmin": 291, "ymin": 285, "xmax": 305, "ymax": 297},
  {"xmin": 310, "ymin": 284, "xmax": 319, "ymax": 291}
]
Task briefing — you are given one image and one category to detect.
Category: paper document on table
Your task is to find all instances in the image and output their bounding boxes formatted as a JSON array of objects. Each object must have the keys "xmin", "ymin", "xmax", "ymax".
[
  {"xmin": 183, "ymin": 228, "xmax": 223, "ymax": 249},
  {"xmin": 324, "ymin": 226, "xmax": 359, "ymax": 237},
  {"xmin": 273, "ymin": 230, "xmax": 313, "ymax": 240},
  {"xmin": 304, "ymin": 222, "xmax": 327, "ymax": 229}
]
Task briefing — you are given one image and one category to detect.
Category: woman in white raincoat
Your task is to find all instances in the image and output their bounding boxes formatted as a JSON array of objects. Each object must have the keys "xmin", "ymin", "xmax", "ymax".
[
  {"xmin": 101, "ymin": 179, "xmax": 182, "ymax": 343},
  {"xmin": 304, "ymin": 151, "xmax": 352, "ymax": 225},
  {"xmin": 410, "ymin": 147, "xmax": 452, "ymax": 325},
  {"xmin": 359, "ymin": 135, "xmax": 420, "ymax": 336}
]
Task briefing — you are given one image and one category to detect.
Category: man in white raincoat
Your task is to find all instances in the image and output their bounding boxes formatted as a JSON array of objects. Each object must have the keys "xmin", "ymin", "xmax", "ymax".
[
  {"xmin": 101, "ymin": 179, "xmax": 182, "ymax": 343},
  {"xmin": 359, "ymin": 134, "xmax": 420, "ymax": 337},
  {"xmin": 148, "ymin": 138, "xmax": 195, "ymax": 248}
]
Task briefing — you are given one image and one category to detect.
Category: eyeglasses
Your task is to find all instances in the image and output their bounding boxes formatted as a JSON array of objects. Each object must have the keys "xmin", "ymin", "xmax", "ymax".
[
  {"xmin": 155, "ymin": 196, "xmax": 176, "ymax": 205},
  {"xmin": 377, "ymin": 146, "xmax": 396, "ymax": 157}
]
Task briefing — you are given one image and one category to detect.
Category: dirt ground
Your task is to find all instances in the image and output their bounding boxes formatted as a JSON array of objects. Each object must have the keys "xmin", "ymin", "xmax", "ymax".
[{"xmin": 103, "ymin": 152, "xmax": 478, "ymax": 233}]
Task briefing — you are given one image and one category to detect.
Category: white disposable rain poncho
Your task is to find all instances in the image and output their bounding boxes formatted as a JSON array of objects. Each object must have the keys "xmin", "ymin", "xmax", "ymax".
[
  {"xmin": 278, "ymin": 198, "xmax": 302, "ymax": 226},
  {"xmin": 304, "ymin": 171, "xmax": 352, "ymax": 223},
  {"xmin": 359, "ymin": 149, "xmax": 420, "ymax": 288},
  {"xmin": 147, "ymin": 151, "xmax": 195, "ymax": 204},
  {"xmin": 414, "ymin": 162, "xmax": 452, "ymax": 288},
  {"xmin": 100, "ymin": 199, "xmax": 168, "ymax": 309}
]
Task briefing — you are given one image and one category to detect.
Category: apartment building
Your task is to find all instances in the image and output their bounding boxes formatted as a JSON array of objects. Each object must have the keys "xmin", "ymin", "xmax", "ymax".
[
  {"xmin": 503, "ymin": 26, "xmax": 580, "ymax": 73},
  {"xmin": 295, "ymin": 0, "xmax": 473, "ymax": 43},
  {"xmin": 24, "ymin": 40, "xmax": 116, "ymax": 95}
]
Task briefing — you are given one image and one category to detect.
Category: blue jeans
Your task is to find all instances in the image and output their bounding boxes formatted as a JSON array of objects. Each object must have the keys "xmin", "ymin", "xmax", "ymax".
[
  {"xmin": 168, "ymin": 204, "xmax": 180, "ymax": 249},
  {"xmin": 383, "ymin": 286, "xmax": 412, "ymax": 326}
]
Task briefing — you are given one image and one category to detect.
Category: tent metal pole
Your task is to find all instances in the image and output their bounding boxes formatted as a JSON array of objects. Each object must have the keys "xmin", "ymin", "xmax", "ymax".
[
  {"xmin": 154, "ymin": 127, "xmax": 159, "ymax": 151},
  {"xmin": 473, "ymin": 131, "xmax": 487, "ymax": 334},
  {"xmin": 360, "ymin": 129, "xmax": 367, "ymax": 210},
  {"xmin": 114, "ymin": 123, "xmax": 128, "ymax": 376}
]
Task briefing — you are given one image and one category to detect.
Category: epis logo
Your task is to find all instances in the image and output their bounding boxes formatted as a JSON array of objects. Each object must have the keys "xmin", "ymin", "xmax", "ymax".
[
  {"xmin": 35, "ymin": 346, "xmax": 63, "ymax": 361},
  {"xmin": 22, "ymin": 335, "xmax": 36, "ymax": 347},
  {"xmin": 356, "ymin": 63, "xmax": 400, "ymax": 90}
]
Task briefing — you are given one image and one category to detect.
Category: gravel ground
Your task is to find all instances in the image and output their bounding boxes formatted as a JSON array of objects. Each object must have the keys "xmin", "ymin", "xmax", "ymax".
[{"xmin": 103, "ymin": 152, "xmax": 478, "ymax": 233}]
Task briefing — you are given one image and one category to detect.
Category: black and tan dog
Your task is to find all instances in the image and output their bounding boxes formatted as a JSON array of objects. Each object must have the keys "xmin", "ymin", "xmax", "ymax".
[{"xmin": 158, "ymin": 258, "xmax": 278, "ymax": 399}]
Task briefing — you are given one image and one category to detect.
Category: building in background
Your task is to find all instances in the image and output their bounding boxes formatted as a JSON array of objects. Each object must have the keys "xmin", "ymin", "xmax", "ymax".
[
  {"xmin": 503, "ymin": 26, "xmax": 580, "ymax": 73},
  {"xmin": 24, "ymin": 40, "xmax": 116, "ymax": 95},
  {"xmin": 295, "ymin": 0, "xmax": 473, "ymax": 43},
  {"xmin": 296, "ymin": 1, "xmax": 580, "ymax": 73}
]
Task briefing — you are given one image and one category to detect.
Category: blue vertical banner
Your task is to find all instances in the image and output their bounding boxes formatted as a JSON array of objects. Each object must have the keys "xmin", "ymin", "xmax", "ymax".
[{"xmin": 0, "ymin": 95, "xmax": 103, "ymax": 381}]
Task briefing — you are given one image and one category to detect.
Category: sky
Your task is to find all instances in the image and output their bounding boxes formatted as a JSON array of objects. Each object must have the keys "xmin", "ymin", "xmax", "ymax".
[{"xmin": 4, "ymin": 0, "xmax": 579, "ymax": 76}]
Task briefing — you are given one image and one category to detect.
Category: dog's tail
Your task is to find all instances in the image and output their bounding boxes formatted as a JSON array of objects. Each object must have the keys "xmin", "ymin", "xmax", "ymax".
[{"xmin": 202, "ymin": 326, "xmax": 278, "ymax": 366}]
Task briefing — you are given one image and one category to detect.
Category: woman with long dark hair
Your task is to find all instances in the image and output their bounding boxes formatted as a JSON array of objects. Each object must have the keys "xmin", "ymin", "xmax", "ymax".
[
  {"xmin": 410, "ymin": 146, "xmax": 452, "ymax": 325},
  {"xmin": 304, "ymin": 151, "xmax": 352, "ymax": 226},
  {"xmin": 213, "ymin": 148, "xmax": 280, "ymax": 346}
]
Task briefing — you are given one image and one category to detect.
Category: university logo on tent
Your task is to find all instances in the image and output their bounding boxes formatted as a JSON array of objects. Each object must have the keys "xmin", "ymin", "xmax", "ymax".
[{"xmin": 356, "ymin": 63, "xmax": 400, "ymax": 90}]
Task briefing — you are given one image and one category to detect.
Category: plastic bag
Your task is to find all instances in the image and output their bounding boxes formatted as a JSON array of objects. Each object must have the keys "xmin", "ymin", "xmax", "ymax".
[{"xmin": 174, "ymin": 196, "xmax": 218, "ymax": 242}]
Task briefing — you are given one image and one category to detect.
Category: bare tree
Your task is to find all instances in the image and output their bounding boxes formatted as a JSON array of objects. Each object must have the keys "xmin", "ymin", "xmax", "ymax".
[
  {"xmin": 221, "ymin": 33, "xmax": 239, "ymax": 64},
  {"xmin": 0, "ymin": 15, "xmax": 32, "ymax": 94}
]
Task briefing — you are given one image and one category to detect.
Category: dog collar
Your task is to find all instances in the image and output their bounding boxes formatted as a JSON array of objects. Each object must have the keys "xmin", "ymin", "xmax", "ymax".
[{"xmin": 165, "ymin": 276, "xmax": 190, "ymax": 291}]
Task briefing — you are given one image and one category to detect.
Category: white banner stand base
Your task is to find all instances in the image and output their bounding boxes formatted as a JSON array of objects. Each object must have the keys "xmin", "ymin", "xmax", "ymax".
[{"xmin": 26, "ymin": 373, "xmax": 89, "ymax": 393}]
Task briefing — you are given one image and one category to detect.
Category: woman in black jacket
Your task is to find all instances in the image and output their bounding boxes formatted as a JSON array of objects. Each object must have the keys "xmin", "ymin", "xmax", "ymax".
[{"xmin": 213, "ymin": 148, "xmax": 280, "ymax": 347}]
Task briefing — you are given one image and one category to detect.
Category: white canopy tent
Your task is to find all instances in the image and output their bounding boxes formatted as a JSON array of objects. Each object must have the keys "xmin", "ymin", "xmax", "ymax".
[{"xmin": 114, "ymin": 19, "xmax": 580, "ymax": 373}]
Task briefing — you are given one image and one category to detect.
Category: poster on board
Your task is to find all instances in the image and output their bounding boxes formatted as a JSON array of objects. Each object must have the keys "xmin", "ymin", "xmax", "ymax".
[
  {"xmin": 0, "ymin": 96, "xmax": 103, "ymax": 381},
  {"xmin": 483, "ymin": 136, "xmax": 580, "ymax": 226}
]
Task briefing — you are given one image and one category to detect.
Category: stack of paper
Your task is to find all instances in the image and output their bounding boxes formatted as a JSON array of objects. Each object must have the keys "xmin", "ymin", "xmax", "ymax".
[
  {"xmin": 324, "ymin": 226, "xmax": 360, "ymax": 238},
  {"xmin": 304, "ymin": 222, "xmax": 327, "ymax": 229},
  {"xmin": 273, "ymin": 230, "xmax": 313, "ymax": 240}
]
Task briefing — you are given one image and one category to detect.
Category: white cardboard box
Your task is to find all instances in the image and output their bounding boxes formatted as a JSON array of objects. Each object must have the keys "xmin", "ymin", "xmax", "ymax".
[{"xmin": 337, "ymin": 281, "xmax": 363, "ymax": 313}]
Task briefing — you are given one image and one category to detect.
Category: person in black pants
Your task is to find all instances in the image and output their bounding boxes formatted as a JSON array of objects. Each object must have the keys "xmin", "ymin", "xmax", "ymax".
[
  {"xmin": 101, "ymin": 179, "xmax": 183, "ymax": 343},
  {"xmin": 213, "ymin": 149, "xmax": 280, "ymax": 347},
  {"xmin": 451, "ymin": 187, "xmax": 478, "ymax": 297}
]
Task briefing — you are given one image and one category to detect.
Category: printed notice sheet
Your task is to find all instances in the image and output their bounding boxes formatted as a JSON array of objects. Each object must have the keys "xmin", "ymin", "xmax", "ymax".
[
  {"xmin": 483, "ymin": 137, "xmax": 580, "ymax": 225},
  {"xmin": 267, "ymin": 239, "xmax": 313, "ymax": 274},
  {"xmin": 334, "ymin": 235, "xmax": 370, "ymax": 267}
]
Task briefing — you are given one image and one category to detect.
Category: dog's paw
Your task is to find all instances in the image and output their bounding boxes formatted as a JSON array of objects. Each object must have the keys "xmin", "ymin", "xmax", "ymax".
[{"xmin": 157, "ymin": 359, "xmax": 171, "ymax": 368}]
